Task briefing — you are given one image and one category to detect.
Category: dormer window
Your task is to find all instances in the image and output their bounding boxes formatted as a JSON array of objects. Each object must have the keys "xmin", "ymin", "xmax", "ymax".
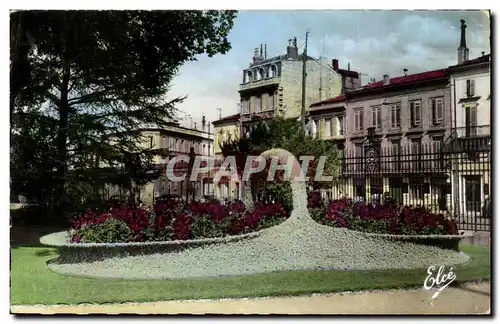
[
  {"xmin": 255, "ymin": 68, "xmax": 264, "ymax": 81},
  {"xmin": 268, "ymin": 64, "xmax": 277, "ymax": 78},
  {"xmin": 244, "ymin": 70, "xmax": 253, "ymax": 83}
]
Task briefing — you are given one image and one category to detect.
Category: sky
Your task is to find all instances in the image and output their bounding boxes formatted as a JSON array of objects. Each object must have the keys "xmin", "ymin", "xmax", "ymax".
[{"xmin": 168, "ymin": 10, "xmax": 491, "ymax": 127}]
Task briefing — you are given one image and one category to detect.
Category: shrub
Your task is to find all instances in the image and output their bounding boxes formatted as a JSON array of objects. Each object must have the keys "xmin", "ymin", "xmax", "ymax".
[
  {"xmin": 75, "ymin": 218, "xmax": 134, "ymax": 243},
  {"xmin": 191, "ymin": 214, "xmax": 225, "ymax": 239},
  {"xmin": 69, "ymin": 199, "xmax": 290, "ymax": 243}
]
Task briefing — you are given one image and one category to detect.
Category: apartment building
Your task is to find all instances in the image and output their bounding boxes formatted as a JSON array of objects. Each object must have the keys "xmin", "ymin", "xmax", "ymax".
[
  {"xmin": 310, "ymin": 68, "xmax": 453, "ymax": 208},
  {"xmin": 238, "ymin": 38, "xmax": 359, "ymax": 133},
  {"xmin": 107, "ymin": 118, "xmax": 215, "ymax": 205},
  {"xmin": 445, "ymin": 19, "xmax": 491, "ymax": 228}
]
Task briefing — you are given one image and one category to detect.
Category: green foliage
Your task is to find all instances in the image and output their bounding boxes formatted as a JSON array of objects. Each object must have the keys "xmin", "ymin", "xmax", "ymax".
[
  {"xmin": 257, "ymin": 215, "xmax": 285, "ymax": 230},
  {"xmin": 77, "ymin": 218, "xmax": 134, "ymax": 243},
  {"xmin": 142, "ymin": 225, "xmax": 173, "ymax": 242},
  {"xmin": 221, "ymin": 117, "xmax": 339, "ymax": 203},
  {"xmin": 190, "ymin": 215, "xmax": 225, "ymax": 239},
  {"xmin": 10, "ymin": 10, "xmax": 238, "ymax": 213},
  {"xmin": 309, "ymin": 208, "xmax": 326, "ymax": 224},
  {"xmin": 265, "ymin": 182, "xmax": 293, "ymax": 211}
]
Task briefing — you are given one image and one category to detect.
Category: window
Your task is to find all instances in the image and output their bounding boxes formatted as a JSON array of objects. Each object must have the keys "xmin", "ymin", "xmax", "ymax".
[
  {"xmin": 466, "ymin": 79, "xmax": 475, "ymax": 97},
  {"xmin": 432, "ymin": 136, "xmax": 443, "ymax": 153},
  {"xmin": 244, "ymin": 70, "xmax": 253, "ymax": 83},
  {"xmin": 354, "ymin": 178, "xmax": 365, "ymax": 199},
  {"xmin": 268, "ymin": 65, "xmax": 277, "ymax": 78},
  {"xmin": 338, "ymin": 116, "xmax": 344, "ymax": 135},
  {"xmin": 371, "ymin": 106, "xmax": 381, "ymax": 129},
  {"xmin": 410, "ymin": 100, "xmax": 422, "ymax": 127},
  {"xmin": 241, "ymin": 99, "xmax": 250, "ymax": 114},
  {"xmin": 354, "ymin": 110, "xmax": 364, "ymax": 132},
  {"xmin": 324, "ymin": 119, "xmax": 331, "ymax": 137},
  {"xmin": 268, "ymin": 93, "xmax": 274, "ymax": 110},
  {"xmin": 464, "ymin": 175, "xmax": 481, "ymax": 212},
  {"xmin": 431, "ymin": 97, "xmax": 444, "ymax": 125},
  {"xmin": 410, "ymin": 182, "xmax": 423, "ymax": 200},
  {"xmin": 255, "ymin": 96, "xmax": 262, "ymax": 112},
  {"xmin": 390, "ymin": 104, "xmax": 401, "ymax": 128},
  {"xmin": 432, "ymin": 137, "xmax": 442, "ymax": 167},
  {"xmin": 411, "ymin": 138, "xmax": 421, "ymax": 154},
  {"xmin": 256, "ymin": 68, "xmax": 264, "ymax": 81},
  {"xmin": 390, "ymin": 140, "xmax": 400, "ymax": 155},
  {"xmin": 465, "ymin": 105, "xmax": 478, "ymax": 136}
]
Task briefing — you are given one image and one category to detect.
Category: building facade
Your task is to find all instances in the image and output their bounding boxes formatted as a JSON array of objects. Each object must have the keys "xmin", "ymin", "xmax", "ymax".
[
  {"xmin": 445, "ymin": 19, "xmax": 491, "ymax": 229},
  {"xmin": 310, "ymin": 68, "xmax": 453, "ymax": 209},
  {"xmin": 238, "ymin": 38, "xmax": 359, "ymax": 133},
  {"xmin": 107, "ymin": 118, "xmax": 215, "ymax": 205},
  {"xmin": 309, "ymin": 19, "xmax": 491, "ymax": 230},
  {"xmin": 212, "ymin": 113, "xmax": 241, "ymax": 200}
]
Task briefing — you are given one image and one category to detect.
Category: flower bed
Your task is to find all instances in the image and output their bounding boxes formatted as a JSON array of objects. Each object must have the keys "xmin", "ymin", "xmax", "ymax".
[
  {"xmin": 69, "ymin": 200, "xmax": 290, "ymax": 244},
  {"xmin": 307, "ymin": 191, "xmax": 462, "ymax": 250},
  {"xmin": 307, "ymin": 191, "xmax": 459, "ymax": 236}
]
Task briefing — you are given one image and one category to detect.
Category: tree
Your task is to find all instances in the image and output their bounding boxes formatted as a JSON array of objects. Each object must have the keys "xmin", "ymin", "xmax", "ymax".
[
  {"xmin": 10, "ymin": 10, "xmax": 237, "ymax": 217},
  {"xmin": 220, "ymin": 117, "xmax": 339, "ymax": 209}
]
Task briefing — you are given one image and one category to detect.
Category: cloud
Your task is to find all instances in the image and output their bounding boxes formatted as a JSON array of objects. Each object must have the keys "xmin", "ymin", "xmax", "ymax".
[{"xmin": 168, "ymin": 10, "xmax": 490, "ymax": 122}]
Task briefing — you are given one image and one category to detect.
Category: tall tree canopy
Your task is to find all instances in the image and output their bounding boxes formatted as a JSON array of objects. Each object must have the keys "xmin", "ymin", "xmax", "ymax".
[{"xmin": 10, "ymin": 10, "xmax": 237, "ymax": 216}]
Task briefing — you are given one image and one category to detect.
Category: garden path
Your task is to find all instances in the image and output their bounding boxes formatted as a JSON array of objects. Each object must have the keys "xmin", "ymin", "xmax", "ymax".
[{"xmin": 11, "ymin": 282, "xmax": 490, "ymax": 315}]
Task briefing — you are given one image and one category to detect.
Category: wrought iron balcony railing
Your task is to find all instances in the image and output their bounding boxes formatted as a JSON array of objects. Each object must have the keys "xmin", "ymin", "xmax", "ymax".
[{"xmin": 453, "ymin": 125, "xmax": 490, "ymax": 138}]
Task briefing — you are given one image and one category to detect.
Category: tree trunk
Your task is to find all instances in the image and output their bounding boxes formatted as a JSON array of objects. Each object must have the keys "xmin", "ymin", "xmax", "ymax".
[{"xmin": 54, "ymin": 55, "xmax": 71, "ymax": 219}]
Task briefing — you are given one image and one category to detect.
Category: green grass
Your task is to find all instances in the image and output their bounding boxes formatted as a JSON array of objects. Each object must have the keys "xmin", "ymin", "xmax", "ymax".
[{"xmin": 10, "ymin": 244, "xmax": 490, "ymax": 306}]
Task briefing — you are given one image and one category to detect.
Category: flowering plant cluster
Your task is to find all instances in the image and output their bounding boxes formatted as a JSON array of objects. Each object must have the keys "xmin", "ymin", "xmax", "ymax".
[
  {"xmin": 308, "ymin": 193, "xmax": 458, "ymax": 235},
  {"xmin": 70, "ymin": 199, "xmax": 290, "ymax": 243}
]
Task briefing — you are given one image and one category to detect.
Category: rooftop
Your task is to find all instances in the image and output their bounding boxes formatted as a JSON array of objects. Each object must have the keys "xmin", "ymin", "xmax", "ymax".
[
  {"xmin": 449, "ymin": 54, "xmax": 491, "ymax": 69},
  {"xmin": 212, "ymin": 113, "xmax": 240, "ymax": 126},
  {"xmin": 311, "ymin": 68, "xmax": 448, "ymax": 108}
]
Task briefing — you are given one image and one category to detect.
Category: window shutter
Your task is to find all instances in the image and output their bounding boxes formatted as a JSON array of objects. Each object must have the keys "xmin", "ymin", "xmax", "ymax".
[
  {"xmin": 470, "ymin": 106, "xmax": 477, "ymax": 126},
  {"xmin": 415, "ymin": 102, "xmax": 421, "ymax": 125},
  {"xmin": 396, "ymin": 106, "xmax": 401, "ymax": 127},
  {"xmin": 437, "ymin": 99, "xmax": 443, "ymax": 121},
  {"xmin": 470, "ymin": 80, "xmax": 475, "ymax": 96},
  {"xmin": 431, "ymin": 100, "xmax": 435, "ymax": 122},
  {"xmin": 360, "ymin": 111, "xmax": 364, "ymax": 129}
]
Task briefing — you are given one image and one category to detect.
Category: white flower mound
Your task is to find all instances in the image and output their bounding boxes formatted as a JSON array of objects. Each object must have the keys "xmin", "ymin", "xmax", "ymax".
[{"xmin": 47, "ymin": 149, "xmax": 470, "ymax": 280}]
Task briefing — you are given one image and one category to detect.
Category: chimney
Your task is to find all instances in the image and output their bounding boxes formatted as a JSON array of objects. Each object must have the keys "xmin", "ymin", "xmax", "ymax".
[
  {"xmin": 332, "ymin": 59, "xmax": 339, "ymax": 71},
  {"xmin": 260, "ymin": 44, "xmax": 263, "ymax": 58},
  {"xmin": 286, "ymin": 38, "xmax": 298, "ymax": 59},
  {"xmin": 253, "ymin": 47, "xmax": 263, "ymax": 63},
  {"xmin": 194, "ymin": 122, "xmax": 197, "ymax": 130},
  {"xmin": 383, "ymin": 74, "xmax": 390, "ymax": 85},
  {"xmin": 482, "ymin": 51, "xmax": 485, "ymax": 56},
  {"xmin": 202, "ymin": 115, "xmax": 206, "ymax": 131},
  {"xmin": 348, "ymin": 62, "xmax": 351, "ymax": 71},
  {"xmin": 403, "ymin": 68, "xmax": 408, "ymax": 76},
  {"xmin": 457, "ymin": 19, "xmax": 470, "ymax": 64},
  {"xmin": 264, "ymin": 43, "xmax": 267, "ymax": 59}
]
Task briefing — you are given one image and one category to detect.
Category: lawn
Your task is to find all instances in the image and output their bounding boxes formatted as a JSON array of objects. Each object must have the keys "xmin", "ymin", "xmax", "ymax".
[{"xmin": 10, "ymin": 244, "xmax": 490, "ymax": 306}]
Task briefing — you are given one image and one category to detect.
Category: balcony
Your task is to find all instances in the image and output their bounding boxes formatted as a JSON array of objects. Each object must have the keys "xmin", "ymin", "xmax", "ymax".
[
  {"xmin": 240, "ymin": 109, "xmax": 276, "ymax": 123},
  {"xmin": 239, "ymin": 77, "xmax": 281, "ymax": 92},
  {"xmin": 454, "ymin": 125, "xmax": 490, "ymax": 138}
]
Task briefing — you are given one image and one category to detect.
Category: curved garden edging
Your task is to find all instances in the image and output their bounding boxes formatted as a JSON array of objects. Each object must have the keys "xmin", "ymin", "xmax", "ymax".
[
  {"xmin": 347, "ymin": 229, "xmax": 471, "ymax": 251},
  {"xmin": 40, "ymin": 230, "xmax": 263, "ymax": 264}
]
